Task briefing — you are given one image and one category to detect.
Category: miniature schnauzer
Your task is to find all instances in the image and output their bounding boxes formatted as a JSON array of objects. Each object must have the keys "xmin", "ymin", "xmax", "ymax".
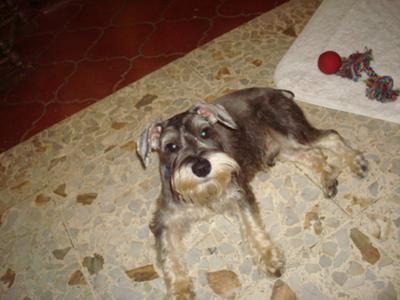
[{"xmin": 137, "ymin": 87, "xmax": 368, "ymax": 299}]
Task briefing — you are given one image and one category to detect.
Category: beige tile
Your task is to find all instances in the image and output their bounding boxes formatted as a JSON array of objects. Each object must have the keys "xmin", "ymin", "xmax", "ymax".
[
  {"xmin": 0, "ymin": 199, "xmax": 95, "ymax": 299},
  {"xmin": 281, "ymin": 221, "xmax": 400, "ymax": 300}
]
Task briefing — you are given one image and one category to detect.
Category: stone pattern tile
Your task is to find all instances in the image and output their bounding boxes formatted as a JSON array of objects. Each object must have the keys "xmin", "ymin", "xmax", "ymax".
[
  {"xmin": 1, "ymin": 0, "xmax": 400, "ymax": 299},
  {"xmin": 0, "ymin": 198, "xmax": 95, "ymax": 299},
  {"xmin": 283, "ymin": 220, "xmax": 400, "ymax": 300}
]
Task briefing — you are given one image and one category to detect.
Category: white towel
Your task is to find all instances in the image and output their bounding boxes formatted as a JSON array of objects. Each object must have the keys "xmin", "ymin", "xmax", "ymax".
[{"xmin": 274, "ymin": 0, "xmax": 400, "ymax": 124}]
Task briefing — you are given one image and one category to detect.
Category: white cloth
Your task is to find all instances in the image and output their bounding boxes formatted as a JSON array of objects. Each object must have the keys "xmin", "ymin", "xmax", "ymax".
[{"xmin": 274, "ymin": 0, "xmax": 400, "ymax": 124}]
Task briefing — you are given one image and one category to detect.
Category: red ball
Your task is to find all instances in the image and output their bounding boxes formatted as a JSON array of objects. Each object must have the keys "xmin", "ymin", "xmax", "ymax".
[{"xmin": 318, "ymin": 51, "xmax": 342, "ymax": 74}]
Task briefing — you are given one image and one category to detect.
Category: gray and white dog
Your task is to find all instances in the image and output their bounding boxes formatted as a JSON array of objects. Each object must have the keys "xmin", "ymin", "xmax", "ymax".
[{"xmin": 137, "ymin": 87, "xmax": 368, "ymax": 299}]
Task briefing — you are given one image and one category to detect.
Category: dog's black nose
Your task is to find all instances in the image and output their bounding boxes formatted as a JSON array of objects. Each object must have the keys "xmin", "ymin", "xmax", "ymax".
[{"xmin": 192, "ymin": 158, "xmax": 211, "ymax": 177}]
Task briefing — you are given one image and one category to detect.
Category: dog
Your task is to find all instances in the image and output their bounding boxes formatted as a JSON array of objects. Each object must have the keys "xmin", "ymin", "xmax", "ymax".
[{"xmin": 136, "ymin": 87, "xmax": 368, "ymax": 299}]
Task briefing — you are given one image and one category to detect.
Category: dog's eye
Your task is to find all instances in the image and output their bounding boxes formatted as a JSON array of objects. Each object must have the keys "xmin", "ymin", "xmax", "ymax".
[
  {"xmin": 166, "ymin": 143, "xmax": 179, "ymax": 152},
  {"xmin": 200, "ymin": 128, "xmax": 210, "ymax": 139}
]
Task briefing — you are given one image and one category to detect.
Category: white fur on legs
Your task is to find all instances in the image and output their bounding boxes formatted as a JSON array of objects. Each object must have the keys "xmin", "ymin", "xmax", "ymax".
[{"xmin": 238, "ymin": 205, "xmax": 285, "ymax": 277}]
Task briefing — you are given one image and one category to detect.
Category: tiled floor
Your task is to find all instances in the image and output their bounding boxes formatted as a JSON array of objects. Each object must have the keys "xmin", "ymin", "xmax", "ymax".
[
  {"xmin": 1, "ymin": 0, "xmax": 400, "ymax": 299},
  {"xmin": 0, "ymin": 0, "xmax": 286, "ymax": 153}
]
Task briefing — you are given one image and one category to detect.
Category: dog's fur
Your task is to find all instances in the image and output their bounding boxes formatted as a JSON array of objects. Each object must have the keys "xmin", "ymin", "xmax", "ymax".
[{"xmin": 137, "ymin": 87, "xmax": 368, "ymax": 299}]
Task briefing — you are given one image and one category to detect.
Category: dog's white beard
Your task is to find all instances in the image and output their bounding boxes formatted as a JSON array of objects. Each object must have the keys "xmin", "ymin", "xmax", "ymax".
[{"xmin": 172, "ymin": 152, "xmax": 239, "ymax": 205}]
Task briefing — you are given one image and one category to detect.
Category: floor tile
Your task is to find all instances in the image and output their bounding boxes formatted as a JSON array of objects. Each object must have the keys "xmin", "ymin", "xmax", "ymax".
[
  {"xmin": 116, "ymin": 54, "xmax": 182, "ymax": 89},
  {"xmin": 6, "ymin": 62, "xmax": 75, "ymax": 104},
  {"xmin": 66, "ymin": 0, "xmax": 124, "ymax": 30},
  {"xmin": 0, "ymin": 102, "xmax": 45, "ymax": 152},
  {"xmin": 15, "ymin": 32, "xmax": 55, "ymax": 64},
  {"xmin": 141, "ymin": 19, "xmax": 210, "ymax": 56},
  {"xmin": 38, "ymin": 28, "xmax": 101, "ymax": 63},
  {"xmin": 25, "ymin": 100, "xmax": 97, "ymax": 140},
  {"xmin": 200, "ymin": 15, "xmax": 255, "ymax": 45},
  {"xmin": 58, "ymin": 186, "xmax": 160, "ymax": 299},
  {"xmin": 282, "ymin": 221, "xmax": 399, "ymax": 300},
  {"xmin": 251, "ymin": 164, "xmax": 350, "ymax": 255},
  {"xmin": 164, "ymin": 0, "xmax": 220, "ymax": 20},
  {"xmin": 0, "ymin": 200, "xmax": 95, "ymax": 299},
  {"xmin": 113, "ymin": 0, "xmax": 168, "ymax": 25},
  {"xmin": 88, "ymin": 24, "xmax": 152, "ymax": 59},
  {"xmin": 32, "ymin": 1, "xmax": 82, "ymax": 34},
  {"xmin": 220, "ymin": 0, "xmax": 283, "ymax": 16},
  {"xmin": 352, "ymin": 196, "xmax": 400, "ymax": 261},
  {"xmin": 58, "ymin": 58, "xmax": 130, "ymax": 102}
]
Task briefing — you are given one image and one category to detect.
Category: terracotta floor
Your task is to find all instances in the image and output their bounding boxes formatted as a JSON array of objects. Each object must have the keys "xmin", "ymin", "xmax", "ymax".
[{"xmin": 0, "ymin": 0, "xmax": 286, "ymax": 153}]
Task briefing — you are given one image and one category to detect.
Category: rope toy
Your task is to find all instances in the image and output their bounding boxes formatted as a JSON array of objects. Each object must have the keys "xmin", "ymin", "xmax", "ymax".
[{"xmin": 318, "ymin": 48, "xmax": 399, "ymax": 103}]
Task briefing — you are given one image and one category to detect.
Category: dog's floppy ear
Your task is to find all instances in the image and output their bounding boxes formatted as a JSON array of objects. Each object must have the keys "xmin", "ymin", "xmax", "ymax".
[
  {"xmin": 136, "ymin": 123, "xmax": 163, "ymax": 168},
  {"xmin": 191, "ymin": 104, "xmax": 238, "ymax": 129}
]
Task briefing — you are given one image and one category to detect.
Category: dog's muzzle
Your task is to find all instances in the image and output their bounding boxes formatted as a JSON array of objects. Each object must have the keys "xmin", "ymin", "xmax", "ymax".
[{"xmin": 172, "ymin": 152, "xmax": 239, "ymax": 204}]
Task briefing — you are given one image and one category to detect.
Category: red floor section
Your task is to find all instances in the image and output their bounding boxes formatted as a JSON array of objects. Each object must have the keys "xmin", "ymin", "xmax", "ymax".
[{"xmin": 0, "ymin": 0, "xmax": 287, "ymax": 153}]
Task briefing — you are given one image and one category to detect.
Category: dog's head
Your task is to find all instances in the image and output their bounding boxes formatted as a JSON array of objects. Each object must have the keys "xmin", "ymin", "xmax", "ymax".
[{"xmin": 137, "ymin": 103, "xmax": 240, "ymax": 204}]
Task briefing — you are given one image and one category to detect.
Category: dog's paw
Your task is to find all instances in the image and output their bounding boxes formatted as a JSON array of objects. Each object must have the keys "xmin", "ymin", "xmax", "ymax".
[
  {"xmin": 320, "ymin": 163, "xmax": 339, "ymax": 198},
  {"xmin": 261, "ymin": 246, "xmax": 285, "ymax": 278},
  {"xmin": 350, "ymin": 153, "xmax": 368, "ymax": 178},
  {"xmin": 170, "ymin": 280, "xmax": 195, "ymax": 300}
]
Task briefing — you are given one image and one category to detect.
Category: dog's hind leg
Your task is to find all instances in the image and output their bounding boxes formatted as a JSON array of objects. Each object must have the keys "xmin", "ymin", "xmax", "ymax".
[
  {"xmin": 278, "ymin": 129, "xmax": 368, "ymax": 198},
  {"xmin": 279, "ymin": 143, "xmax": 340, "ymax": 198},
  {"xmin": 257, "ymin": 90, "xmax": 367, "ymax": 181},
  {"xmin": 312, "ymin": 130, "xmax": 368, "ymax": 178}
]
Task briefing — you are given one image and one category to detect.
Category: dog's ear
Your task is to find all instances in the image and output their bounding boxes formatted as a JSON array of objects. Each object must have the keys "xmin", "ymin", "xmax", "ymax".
[
  {"xmin": 136, "ymin": 123, "xmax": 163, "ymax": 168},
  {"xmin": 191, "ymin": 104, "xmax": 238, "ymax": 129}
]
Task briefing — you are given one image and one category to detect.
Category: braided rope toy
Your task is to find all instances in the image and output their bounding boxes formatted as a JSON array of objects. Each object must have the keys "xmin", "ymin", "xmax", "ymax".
[{"xmin": 318, "ymin": 48, "xmax": 399, "ymax": 103}]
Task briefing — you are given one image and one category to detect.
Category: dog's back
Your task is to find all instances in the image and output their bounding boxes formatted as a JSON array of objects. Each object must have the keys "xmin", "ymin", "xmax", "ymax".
[
  {"xmin": 216, "ymin": 87, "xmax": 322, "ymax": 144},
  {"xmin": 213, "ymin": 87, "xmax": 326, "ymax": 179}
]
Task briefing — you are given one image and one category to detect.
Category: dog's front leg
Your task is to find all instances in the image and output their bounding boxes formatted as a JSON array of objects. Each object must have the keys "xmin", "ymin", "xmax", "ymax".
[
  {"xmin": 151, "ymin": 212, "xmax": 195, "ymax": 300},
  {"xmin": 237, "ymin": 191, "xmax": 285, "ymax": 277}
]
